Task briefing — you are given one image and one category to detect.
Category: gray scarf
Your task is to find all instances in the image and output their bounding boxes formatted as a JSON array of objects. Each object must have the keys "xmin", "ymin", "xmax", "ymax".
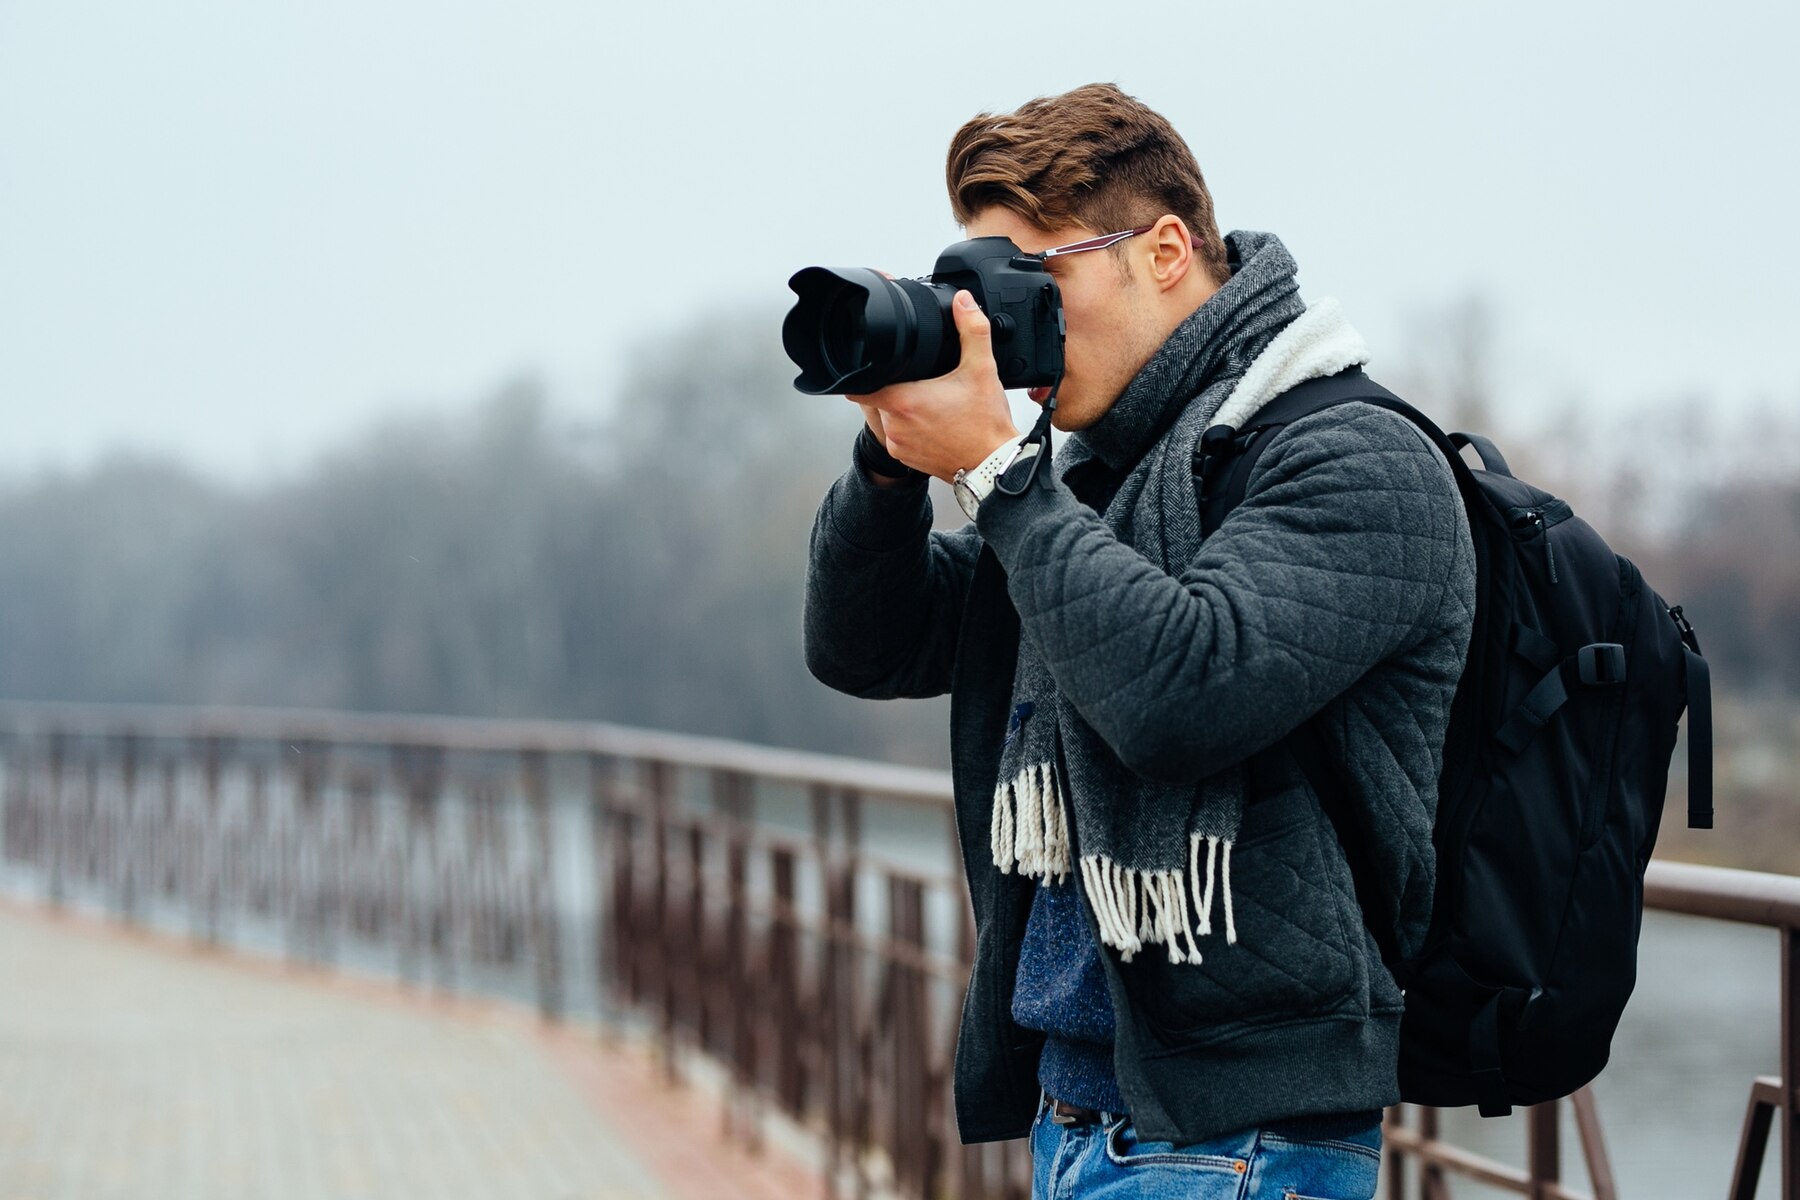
[{"xmin": 990, "ymin": 230, "xmax": 1308, "ymax": 965}]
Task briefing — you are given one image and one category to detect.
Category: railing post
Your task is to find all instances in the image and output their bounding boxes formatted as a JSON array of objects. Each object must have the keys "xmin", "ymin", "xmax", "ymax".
[
  {"xmin": 609, "ymin": 768, "xmax": 641, "ymax": 1018},
  {"xmin": 345, "ymin": 768, "xmax": 379, "ymax": 940},
  {"xmin": 889, "ymin": 873, "xmax": 931, "ymax": 1200},
  {"xmin": 521, "ymin": 748, "xmax": 561, "ymax": 1020},
  {"xmin": 425, "ymin": 747, "xmax": 453, "ymax": 991},
  {"xmin": 79, "ymin": 748, "xmax": 100, "ymax": 890},
  {"xmin": 1420, "ymin": 1106, "xmax": 1449, "ymax": 1200},
  {"xmin": 197, "ymin": 735, "xmax": 226, "ymax": 945},
  {"xmin": 712, "ymin": 769, "xmax": 760, "ymax": 1152},
  {"xmin": 1569, "ymin": 1086, "xmax": 1617, "ymax": 1200},
  {"xmin": 1526, "ymin": 1101, "xmax": 1560, "ymax": 1200},
  {"xmin": 117, "ymin": 732, "xmax": 141, "ymax": 923},
  {"xmin": 157, "ymin": 752, "xmax": 180, "ymax": 903},
  {"xmin": 814, "ymin": 784, "xmax": 855, "ymax": 1199},
  {"xmin": 44, "ymin": 730, "xmax": 67, "ymax": 906},
  {"xmin": 1783, "ymin": 926, "xmax": 1797, "ymax": 1200},
  {"xmin": 392, "ymin": 744, "xmax": 442, "ymax": 985},
  {"xmin": 683, "ymin": 817, "xmax": 706, "ymax": 1046},
  {"xmin": 246, "ymin": 760, "xmax": 271, "ymax": 915},
  {"xmin": 289, "ymin": 740, "xmax": 330, "ymax": 964},
  {"xmin": 646, "ymin": 758, "xmax": 676, "ymax": 1073},
  {"xmin": 0, "ymin": 731, "xmax": 21, "ymax": 870},
  {"xmin": 1730, "ymin": 925, "xmax": 1800, "ymax": 1200},
  {"xmin": 770, "ymin": 844, "xmax": 802, "ymax": 1111},
  {"xmin": 424, "ymin": 753, "xmax": 456, "ymax": 995},
  {"xmin": 590, "ymin": 753, "xmax": 619, "ymax": 1036}
]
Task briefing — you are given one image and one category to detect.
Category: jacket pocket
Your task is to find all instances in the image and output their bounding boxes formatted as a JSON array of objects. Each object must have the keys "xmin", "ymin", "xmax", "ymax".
[{"xmin": 1119, "ymin": 785, "xmax": 1364, "ymax": 1045}]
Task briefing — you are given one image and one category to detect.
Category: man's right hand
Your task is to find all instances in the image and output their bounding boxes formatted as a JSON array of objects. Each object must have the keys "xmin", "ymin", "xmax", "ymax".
[
  {"xmin": 848, "ymin": 272, "xmax": 911, "ymax": 488},
  {"xmin": 854, "ymin": 403, "xmax": 911, "ymax": 488},
  {"xmin": 859, "ymin": 402, "xmax": 887, "ymax": 445}
]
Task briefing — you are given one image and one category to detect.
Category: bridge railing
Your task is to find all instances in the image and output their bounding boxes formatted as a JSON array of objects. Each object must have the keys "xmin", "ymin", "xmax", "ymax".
[{"xmin": 0, "ymin": 701, "xmax": 1791, "ymax": 1200}]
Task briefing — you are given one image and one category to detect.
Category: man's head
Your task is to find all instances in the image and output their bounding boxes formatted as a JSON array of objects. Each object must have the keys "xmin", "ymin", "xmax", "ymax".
[{"xmin": 946, "ymin": 84, "xmax": 1229, "ymax": 430}]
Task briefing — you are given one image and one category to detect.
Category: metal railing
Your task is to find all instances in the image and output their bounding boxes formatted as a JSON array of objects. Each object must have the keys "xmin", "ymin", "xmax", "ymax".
[{"xmin": 0, "ymin": 700, "xmax": 1791, "ymax": 1200}]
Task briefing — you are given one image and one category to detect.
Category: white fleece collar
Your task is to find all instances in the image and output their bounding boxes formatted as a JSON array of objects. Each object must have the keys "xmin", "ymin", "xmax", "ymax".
[{"xmin": 1210, "ymin": 297, "xmax": 1370, "ymax": 432}]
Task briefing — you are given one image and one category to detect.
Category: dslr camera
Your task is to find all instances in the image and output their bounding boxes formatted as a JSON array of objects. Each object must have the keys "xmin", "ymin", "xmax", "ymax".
[{"xmin": 782, "ymin": 236, "xmax": 1065, "ymax": 395}]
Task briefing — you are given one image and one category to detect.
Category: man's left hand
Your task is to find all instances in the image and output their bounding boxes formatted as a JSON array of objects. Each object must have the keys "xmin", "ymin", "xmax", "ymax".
[{"xmin": 848, "ymin": 290, "xmax": 1020, "ymax": 483}]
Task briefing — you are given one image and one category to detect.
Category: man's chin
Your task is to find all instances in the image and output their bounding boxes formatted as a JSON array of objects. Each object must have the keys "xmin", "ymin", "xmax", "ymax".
[
  {"xmin": 1047, "ymin": 390, "xmax": 1109, "ymax": 432},
  {"xmin": 1022, "ymin": 379, "xmax": 1108, "ymax": 431}
]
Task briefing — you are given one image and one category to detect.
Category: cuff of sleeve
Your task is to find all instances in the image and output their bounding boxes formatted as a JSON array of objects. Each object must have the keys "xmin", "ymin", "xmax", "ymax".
[
  {"xmin": 828, "ymin": 433, "xmax": 932, "ymax": 553},
  {"xmin": 854, "ymin": 425, "xmax": 926, "ymax": 483},
  {"xmin": 973, "ymin": 446, "xmax": 1066, "ymax": 553}
]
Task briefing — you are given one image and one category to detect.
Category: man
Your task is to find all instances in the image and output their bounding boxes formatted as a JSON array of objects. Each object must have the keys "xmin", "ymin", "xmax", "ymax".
[{"xmin": 804, "ymin": 83, "xmax": 1474, "ymax": 1200}]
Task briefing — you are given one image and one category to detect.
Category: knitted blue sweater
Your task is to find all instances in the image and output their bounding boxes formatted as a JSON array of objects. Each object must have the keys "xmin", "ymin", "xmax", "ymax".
[{"xmin": 1011, "ymin": 877, "xmax": 1130, "ymax": 1112}]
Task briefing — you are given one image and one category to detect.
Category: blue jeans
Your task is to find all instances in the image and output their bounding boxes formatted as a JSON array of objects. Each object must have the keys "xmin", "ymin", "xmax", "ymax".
[{"xmin": 1029, "ymin": 1094, "xmax": 1382, "ymax": 1199}]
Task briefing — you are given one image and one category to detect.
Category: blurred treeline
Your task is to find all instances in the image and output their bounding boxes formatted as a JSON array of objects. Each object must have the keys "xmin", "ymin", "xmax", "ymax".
[
  {"xmin": 0, "ymin": 316, "xmax": 953, "ymax": 768},
  {"xmin": 0, "ymin": 305, "xmax": 1794, "ymax": 868}
]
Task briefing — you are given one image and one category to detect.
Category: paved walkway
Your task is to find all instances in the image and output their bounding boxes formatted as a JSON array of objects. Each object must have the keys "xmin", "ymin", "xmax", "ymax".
[{"xmin": 0, "ymin": 900, "xmax": 818, "ymax": 1200}]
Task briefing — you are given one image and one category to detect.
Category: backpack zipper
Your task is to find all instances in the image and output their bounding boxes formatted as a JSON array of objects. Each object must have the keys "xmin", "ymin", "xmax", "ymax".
[{"xmin": 1510, "ymin": 500, "xmax": 1572, "ymax": 583}]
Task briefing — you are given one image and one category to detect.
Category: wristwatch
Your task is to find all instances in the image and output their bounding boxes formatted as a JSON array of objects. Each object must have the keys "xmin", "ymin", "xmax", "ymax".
[{"xmin": 953, "ymin": 436, "xmax": 1039, "ymax": 520}]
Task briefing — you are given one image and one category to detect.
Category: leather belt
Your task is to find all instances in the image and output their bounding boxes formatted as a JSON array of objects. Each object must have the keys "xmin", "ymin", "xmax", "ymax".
[{"xmin": 1046, "ymin": 1095, "xmax": 1107, "ymax": 1127}]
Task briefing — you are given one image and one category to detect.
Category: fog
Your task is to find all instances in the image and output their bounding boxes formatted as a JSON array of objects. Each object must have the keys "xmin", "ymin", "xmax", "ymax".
[{"xmin": 4, "ymin": 0, "xmax": 1797, "ymax": 478}]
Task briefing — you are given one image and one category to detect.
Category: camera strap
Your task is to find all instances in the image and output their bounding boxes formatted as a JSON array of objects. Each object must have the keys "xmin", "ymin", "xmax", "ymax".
[{"xmin": 995, "ymin": 386, "xmax": 1059, "ymax": 497}]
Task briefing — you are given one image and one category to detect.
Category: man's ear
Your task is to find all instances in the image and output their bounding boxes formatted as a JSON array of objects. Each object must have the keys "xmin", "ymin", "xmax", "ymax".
[{"xmin": 1145, "ymin": 215, "xmax": 1194, "ymax": 292}]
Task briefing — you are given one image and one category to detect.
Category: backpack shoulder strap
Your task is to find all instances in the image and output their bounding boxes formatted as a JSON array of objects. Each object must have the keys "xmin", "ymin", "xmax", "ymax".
[
  {"xmin": 1670, "ymin": 606, "xmax": 1713, "ymax": 829},
  {"xmin": 1193, "ymin": 367, "xmax": 1472, "ymax": 538},
  {"xmin": 1196, "ymin": 368, "xmax": 1474, "ymax": 980}
]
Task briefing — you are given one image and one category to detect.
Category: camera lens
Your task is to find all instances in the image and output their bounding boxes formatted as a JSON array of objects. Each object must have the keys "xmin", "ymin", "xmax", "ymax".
[
  {"xmin": 819, "ymin": 288, "xmax": 867, "ymax": 379},
  {"xmin": 783, "ymin": 267, "xmax": 959, "ymax": 394}
]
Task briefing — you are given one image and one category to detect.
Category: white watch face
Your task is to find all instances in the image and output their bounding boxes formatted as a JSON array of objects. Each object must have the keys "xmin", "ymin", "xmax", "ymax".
[{"xmin": 953, "ymin": 473, "xmax": 981, "ymax": 520}]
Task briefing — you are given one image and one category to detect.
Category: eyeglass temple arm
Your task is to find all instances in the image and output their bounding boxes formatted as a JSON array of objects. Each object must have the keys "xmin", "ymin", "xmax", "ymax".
[{"xmin": 1038, "ymin": 227, "xmax": 1208, "ymax": 259}]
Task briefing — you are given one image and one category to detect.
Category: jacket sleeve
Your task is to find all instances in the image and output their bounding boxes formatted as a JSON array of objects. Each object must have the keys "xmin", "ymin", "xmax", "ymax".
[
  {"xmin": 973, "ymin": 402, "xmax": 1468, "ymax": 782},
  {"xmin": 803, "ymin": 450, "xmax": 983, "ymax": 700}
]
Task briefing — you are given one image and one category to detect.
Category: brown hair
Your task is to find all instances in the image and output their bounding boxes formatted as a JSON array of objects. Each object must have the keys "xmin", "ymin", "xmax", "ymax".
[{"xmin": 946, "ymin": 83, "xmax": 1229, "ymax": 285}]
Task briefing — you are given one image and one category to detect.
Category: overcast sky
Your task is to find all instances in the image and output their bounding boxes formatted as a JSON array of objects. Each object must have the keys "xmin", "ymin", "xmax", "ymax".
[{"xmin": 2, "ymin": 0, "xmax": 1795, "ymax": 480}]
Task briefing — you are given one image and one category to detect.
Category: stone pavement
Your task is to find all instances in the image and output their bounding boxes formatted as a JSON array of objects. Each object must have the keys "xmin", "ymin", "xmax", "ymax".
[{"xmin": 0, "ymin": 900, "xmax": 820, "ymax": 1200}]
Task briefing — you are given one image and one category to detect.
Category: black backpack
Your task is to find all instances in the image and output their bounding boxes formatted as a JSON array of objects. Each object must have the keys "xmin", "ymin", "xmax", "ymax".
[{"xmin": 1193, "ymin": 368, "xmax": 1713, "ymax": 1117}]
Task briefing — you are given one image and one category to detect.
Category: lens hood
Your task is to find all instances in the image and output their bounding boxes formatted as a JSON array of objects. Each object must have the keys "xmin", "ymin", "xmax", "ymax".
[{"xmin": 783, "ymin": 267, "xmax": 908, "ymax": 394}]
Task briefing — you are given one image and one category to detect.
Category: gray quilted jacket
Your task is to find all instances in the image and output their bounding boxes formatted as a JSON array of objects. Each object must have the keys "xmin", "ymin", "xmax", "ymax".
[{"xmin": 804, "ymin": 301, "xmax": 1475, "ymax": 1145}]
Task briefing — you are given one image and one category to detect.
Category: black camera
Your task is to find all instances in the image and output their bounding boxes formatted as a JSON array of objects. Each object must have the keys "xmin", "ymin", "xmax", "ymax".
[{"xmin": 781, "ymin": 236, "xmax": 1065, "ymax": 395}]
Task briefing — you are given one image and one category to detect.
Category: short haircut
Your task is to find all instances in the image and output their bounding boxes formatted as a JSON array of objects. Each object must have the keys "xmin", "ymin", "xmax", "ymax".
[{"xmin": 946, "ymin": 83, "xmax": 1230, "ymax": 285}]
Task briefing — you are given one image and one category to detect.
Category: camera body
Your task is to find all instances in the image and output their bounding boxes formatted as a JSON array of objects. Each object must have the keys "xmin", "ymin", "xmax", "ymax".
[{"xmin": 783, "ymin": 236, "xmax": 1065, "ymax": 395}]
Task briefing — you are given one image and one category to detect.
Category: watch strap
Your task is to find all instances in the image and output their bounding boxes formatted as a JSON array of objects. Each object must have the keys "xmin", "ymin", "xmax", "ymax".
[
  {"xmin": 955, "ymin": 435, "xmax": 1036, "ymax": 519},
  {"xmin": 854, "ymin": 425, "xmax": 925, "ymax": 482}
]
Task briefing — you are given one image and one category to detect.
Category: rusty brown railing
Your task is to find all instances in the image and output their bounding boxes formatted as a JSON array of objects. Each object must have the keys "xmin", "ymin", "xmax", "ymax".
[
  {"xmin": 0, "ymin": 700, "xmax": 1791, "ymax": 1200},
  {"xmin": 0, "ymin": 701, "xmax": 1019, "ymax": 1199},
  {"xmin": 1643, "ymin": 863, "xmax": 1799, "ymax": 1200}
]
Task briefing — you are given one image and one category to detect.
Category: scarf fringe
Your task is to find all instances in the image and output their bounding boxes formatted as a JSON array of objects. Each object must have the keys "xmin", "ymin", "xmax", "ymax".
[
  {"xmin": 1068, "ymin": 851, "xmax": 1237, "ymax": 964},
  {"xmin": 990, "ymin": 762, "xmax": 1238, "ymax": 964},
  {"xmin": 990, "ymin": 761, "xmax": 1069, "ymax": 884}
]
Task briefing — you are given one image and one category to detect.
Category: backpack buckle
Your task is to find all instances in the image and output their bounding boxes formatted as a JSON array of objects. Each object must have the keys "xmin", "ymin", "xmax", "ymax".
[{"xmin": 1577, "ymin": 643, "xmax": 1626, "ymax": 687}]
